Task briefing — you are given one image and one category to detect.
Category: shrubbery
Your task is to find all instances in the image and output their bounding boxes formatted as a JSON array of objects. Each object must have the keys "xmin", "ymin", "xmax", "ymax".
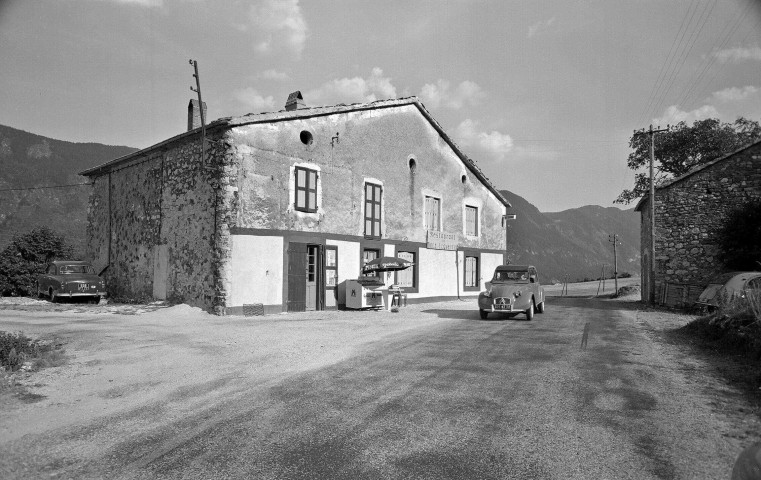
[
  {"xmin": 717, "ymin": 199, "xmax": 761, "ymax": 271},
  {"xmin": 0, "ymin": 331, "xmax": 65, "ymax": 371},
  {"xmin": 0, "ymin": 227, "xmax": 74, "ymax": 296}
]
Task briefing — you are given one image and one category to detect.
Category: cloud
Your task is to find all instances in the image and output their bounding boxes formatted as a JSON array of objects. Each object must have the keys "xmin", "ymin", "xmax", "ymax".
[
  {"xmin": 714, "ymin": 45, "xmax": 761, "ymax": 63},
  {"xmin": 247, "ymin": 0, "xmax": 307, "ymax": 57},
  {"xmin": 652, "ymin": 104, "xmax": 720, "ymax": 126},
  {"xmin": 711, "ymin": 85, "xmax": 759, "ymax": 102},
  {"xmin": 304, "ymin": 68, "xmax": 397, "ymax": 106},
  {"xmin": 527, "ymin": 17, "xmax": 555, "ymax": 38},
  {"xmin": 233, "ymin": 87, "xmax": 276, "ymax": 112},
  {"xmin": 419, "ymin": 80, "xmax": 485, "ymax": 110},
  {"xmin": 259, "ymin": 69, "xmax": 291, "ymax": 81},
  {"xmin": 453, "ymin": 119, "xmax": 514, "ymax": 161}
]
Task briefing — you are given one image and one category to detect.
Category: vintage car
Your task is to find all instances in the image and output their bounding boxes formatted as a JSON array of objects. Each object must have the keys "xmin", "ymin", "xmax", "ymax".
[
  {"xmin": 478, "ymin": 265, "xmax": 545, "ymax": 320},
  {"xmin": 37, "ymin": 261, "xmax": 106, "ymax": 303},
  {"xmin": 695, "ymin": 271, "xmax": 761, "ymax": 310}
]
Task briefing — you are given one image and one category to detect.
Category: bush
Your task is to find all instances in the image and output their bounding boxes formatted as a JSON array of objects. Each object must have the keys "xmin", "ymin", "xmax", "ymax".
[
  {"xmin": 0, "ymin": 331, "xmax": 65, "ymax": 371},
  {"xmin": 0, "ymin": 227, "xmax": 74, "ymax": 296}
]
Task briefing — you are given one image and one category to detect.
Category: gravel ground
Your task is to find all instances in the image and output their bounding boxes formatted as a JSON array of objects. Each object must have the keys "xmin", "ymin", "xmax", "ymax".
[{"xmin": 1, "ymin": 288, "xmax": 760, "ymax": 479}]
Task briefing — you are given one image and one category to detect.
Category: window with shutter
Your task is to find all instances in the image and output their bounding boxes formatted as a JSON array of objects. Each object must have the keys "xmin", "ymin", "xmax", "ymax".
[
  {"xmin": 425, "ymin": 196, "xmax": 440, "ymax": 231},
  {"xmin": 465, "ymin": 205, "xmax": 478, "ymax": 236},
  {"xmin": 294, "ymin": 167, "xmax": 318, "ymax": 212}
]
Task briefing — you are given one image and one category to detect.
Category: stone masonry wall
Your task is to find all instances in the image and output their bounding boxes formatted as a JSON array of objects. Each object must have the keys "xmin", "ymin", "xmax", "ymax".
[
  {"xmin": 641, "ymin": 142, "xmax": 761, "ymax": 305},
  {"xmin": 86, "ymin": 135, "xmax": 229, "ymax": 312}
]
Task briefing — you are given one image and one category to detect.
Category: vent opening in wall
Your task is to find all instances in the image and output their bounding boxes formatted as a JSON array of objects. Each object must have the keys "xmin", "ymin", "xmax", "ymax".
[
  {"xmin": 461, "ymin": 174, "xmax": 467, "ymax": 184},
  {"xmin": 409, "ymin": 158, "xmax": 417, "ymax": 174},
  {"xmin": 300, "ymin": 130, "xmax": 313, "ymax": 145}
]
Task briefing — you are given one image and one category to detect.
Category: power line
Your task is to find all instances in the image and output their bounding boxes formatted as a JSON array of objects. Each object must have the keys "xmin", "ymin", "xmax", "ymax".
[
  {"xmin": 650, "ymin": 0, "xmax": 717, "ymax": 124},
  {"xmin": 638, "ymin": 0, "xmax": 699, "ymax": 126}
]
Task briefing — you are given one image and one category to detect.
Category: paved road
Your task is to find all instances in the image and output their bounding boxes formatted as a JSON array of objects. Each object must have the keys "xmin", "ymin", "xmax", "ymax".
[{"xmin": 0, "ymin": 297, "xmax": 745, "ymax": 479}]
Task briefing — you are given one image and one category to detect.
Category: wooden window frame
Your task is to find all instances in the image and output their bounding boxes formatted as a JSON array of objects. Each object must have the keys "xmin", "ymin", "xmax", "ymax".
[
  {"xmin": 364, "ymin": 182, "xmax": 382, "ymax": 239},
  {"xmin": 361, "ymin": 246, "xmax": 381, "ymax": 278},
  {"xmin": 394, "ymin": 246, "xmax": 419, "ymax": 294},
  {"xmin": 463, "ymin": 251, "xmax": 481, "ymax": 292},
  {"xmin": 294, "ymin": 166, "xmax": 318, "ymax": 213},
  {"xmin": 325, "ymin": 245, "xmax": 338, "ymax": 289}
]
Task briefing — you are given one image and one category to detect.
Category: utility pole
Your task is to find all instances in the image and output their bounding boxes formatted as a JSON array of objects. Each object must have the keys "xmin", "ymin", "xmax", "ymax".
[
  {"xmin": 189, "ymin": 59, "xmax": 207, "ymax": 164},
  {"xmin": 608, "ymin": 234, "xmax": 621, "ymax": 296},
  {"xmin": 634, "ymin": 124, "xmax": 669, "ymax": 304}
]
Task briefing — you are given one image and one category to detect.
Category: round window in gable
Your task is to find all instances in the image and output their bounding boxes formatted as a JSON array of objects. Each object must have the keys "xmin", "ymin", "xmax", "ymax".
[
  {"xmin": 300, "ymin": 130, "xmax": 313, "ymax": 145},
  {"xmin": 409, "ymin": 158, "xmax": 417, "ymax": 174}
]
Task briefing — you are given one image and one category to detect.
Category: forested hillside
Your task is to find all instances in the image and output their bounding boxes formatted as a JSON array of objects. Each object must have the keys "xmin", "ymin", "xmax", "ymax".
[{"xmin": 0, "ymin": 125, "xmax": 136, "ymax": 254}]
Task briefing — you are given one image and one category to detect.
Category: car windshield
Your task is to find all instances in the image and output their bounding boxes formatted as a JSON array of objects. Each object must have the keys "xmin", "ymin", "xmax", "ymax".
[
  {"xmin": 493, "ymin": 270, "xmax": 529, "ymax": 282},
  {"xmin": 59, "ymin": 265, "xmax": 94, "ymax": 274}
]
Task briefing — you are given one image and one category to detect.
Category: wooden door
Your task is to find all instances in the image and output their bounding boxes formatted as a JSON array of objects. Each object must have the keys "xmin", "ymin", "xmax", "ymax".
[
  {"xmin": 287, "ymin": 243, "xmax": 307, "ymax": 312},
  {"xmin": 306, "ymin": 245, "xmax": 318, "ymax": 311}
]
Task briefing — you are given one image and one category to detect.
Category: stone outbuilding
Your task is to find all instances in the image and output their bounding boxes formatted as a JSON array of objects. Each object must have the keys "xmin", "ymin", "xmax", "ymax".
[
  {"xmin": 635, "ymin": 139, "xmax": 761, "ymax": 307},
  {"xmin": 80, "ymin": 95, "xmax": 511, "ymax": 314}
]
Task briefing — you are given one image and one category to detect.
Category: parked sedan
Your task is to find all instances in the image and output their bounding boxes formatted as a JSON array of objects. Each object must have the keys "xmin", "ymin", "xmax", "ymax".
[
  {"xmin": 478, "ymin": 265, "xmax": 545, "ymax": 320},
  {"xmin": 695, "ymin": 271, "xmax": 761, "ymax": 310},
  {"xmin": 37, "ymin": 261, "xmax": 106, "ymax": 303}
]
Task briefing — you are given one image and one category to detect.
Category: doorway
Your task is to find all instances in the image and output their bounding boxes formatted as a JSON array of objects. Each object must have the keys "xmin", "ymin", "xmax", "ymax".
[{"xmin": 287, "ymin": 242, "xmax": 324, "ymax": 312}]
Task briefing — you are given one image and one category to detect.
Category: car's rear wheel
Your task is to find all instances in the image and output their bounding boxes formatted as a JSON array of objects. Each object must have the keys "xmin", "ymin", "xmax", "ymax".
[
  {"xmin": 537, "ymin": 301, "xmax": 545, "ymax": 313},
  {"xmin": 526, "ymin": 302, "xmax": 534, "ymax": 321},
  {"xmin": 50, "ymin": 288, "xmax": 58, "ymax": 303},
  {"xmin": 479, "ymin": 309, "xmax": 488, "ymax": 319}
]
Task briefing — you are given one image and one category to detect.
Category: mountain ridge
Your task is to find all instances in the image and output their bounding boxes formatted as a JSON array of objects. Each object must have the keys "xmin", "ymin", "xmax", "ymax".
[{"xmin": 0, "ymin": 124, "xmax": 640, "ymax": 283}]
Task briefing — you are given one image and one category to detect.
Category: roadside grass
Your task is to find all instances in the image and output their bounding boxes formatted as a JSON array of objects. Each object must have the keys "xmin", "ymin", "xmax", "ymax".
[
  {"xmin": 672, "ymin": 292, "xmax": 761, "ymax": 395},
  {"xmin": 1, "ymin": 330, "xmax": 67, "ymax": 404}
]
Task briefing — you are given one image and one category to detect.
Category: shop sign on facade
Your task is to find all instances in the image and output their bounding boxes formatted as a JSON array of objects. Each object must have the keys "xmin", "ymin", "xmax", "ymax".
[{"xmin": 427, "ymin": 231, "xmax": 458, "ymax": 251}]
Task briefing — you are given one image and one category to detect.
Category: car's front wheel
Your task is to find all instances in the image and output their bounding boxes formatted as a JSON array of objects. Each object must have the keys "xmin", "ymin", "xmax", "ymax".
[
  {"xmin": 526, "ymin": 302, "xmax": 534, "ymax": 321},
  {"xmin": 479, "ymin": 309, "xmax": 488, "ymax": 320}
]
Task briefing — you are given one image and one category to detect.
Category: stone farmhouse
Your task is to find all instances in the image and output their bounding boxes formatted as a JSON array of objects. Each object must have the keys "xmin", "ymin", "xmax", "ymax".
[
  {"xmin": 635, "ymin": 139, "xmax": 761, "ymax": 307},
  {"xmin": 80, "ymin": 94, "xmax": 511, "ymax": 314}
]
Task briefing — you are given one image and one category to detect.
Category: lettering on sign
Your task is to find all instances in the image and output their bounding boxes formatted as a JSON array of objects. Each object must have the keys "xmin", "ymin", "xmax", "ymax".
[{"xmin": 427, "ymin": 231, "xmax": 458, "ymax": 251}]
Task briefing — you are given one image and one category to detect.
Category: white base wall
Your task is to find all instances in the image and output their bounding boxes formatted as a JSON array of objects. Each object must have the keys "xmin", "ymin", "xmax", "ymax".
[{"xmin": 229, "ymin": 235, "xmax": 284, "ymax": 307}]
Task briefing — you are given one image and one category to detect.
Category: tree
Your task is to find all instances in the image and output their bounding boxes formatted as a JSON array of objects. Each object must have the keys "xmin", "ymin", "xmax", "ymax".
[
  {"xmin": 717, "ymin": 199, "xmax": 761, "ymax": 271},
  {"xmin": 616, "ymin": 117, "xmax": 761, "ymax": 204},
  {"xmin": 0, "ymin": 227, "xmax": 74, "ymax": 296}
]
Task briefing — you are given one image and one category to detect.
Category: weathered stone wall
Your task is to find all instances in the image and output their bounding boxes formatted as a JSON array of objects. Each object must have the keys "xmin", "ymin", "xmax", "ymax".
[
  {"xmin": 85, "ymin": 136, "xmax": 229, "ymax": 312},
  {"xmin": 641, "ymin": 142, "xmax": 761, "ymax": 304},
  {"xmin": 227, "ymin": 104, "xmax": 506, "ymax": 248}
]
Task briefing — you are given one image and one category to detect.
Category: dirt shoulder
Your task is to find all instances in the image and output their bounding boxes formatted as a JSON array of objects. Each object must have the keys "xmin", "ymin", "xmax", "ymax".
[{"xmin": 0, "ymin": 301, "xmax": 450, "ymax": 444}]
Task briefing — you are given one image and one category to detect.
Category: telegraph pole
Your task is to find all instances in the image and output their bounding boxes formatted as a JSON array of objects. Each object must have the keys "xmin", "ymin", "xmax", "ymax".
[
  {"xmin": 608, "ymin": 234, "xmax": 621, "ymax": 296},
  {"xmin": 634, "ymin": 124, "xmax": 669, "ymax": 304},
  {"xmin": 189, "ymin": 59, "xmax": 206, "ymax": 164}
]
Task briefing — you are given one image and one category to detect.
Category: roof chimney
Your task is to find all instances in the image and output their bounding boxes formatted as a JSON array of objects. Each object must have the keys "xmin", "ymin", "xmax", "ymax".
[
  {"xmin": 187, "ymin": 99, "xmax": 207, "ymax": 131},
  {"xmin": 285, "ymin": 91, "xmax": 305, "ymax": 111}
]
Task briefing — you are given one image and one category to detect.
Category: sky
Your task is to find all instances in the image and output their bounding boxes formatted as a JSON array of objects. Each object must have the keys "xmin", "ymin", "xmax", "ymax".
[{"xmin": 1, "ymin": 0, "xmax": 760, "ymax": 212}]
